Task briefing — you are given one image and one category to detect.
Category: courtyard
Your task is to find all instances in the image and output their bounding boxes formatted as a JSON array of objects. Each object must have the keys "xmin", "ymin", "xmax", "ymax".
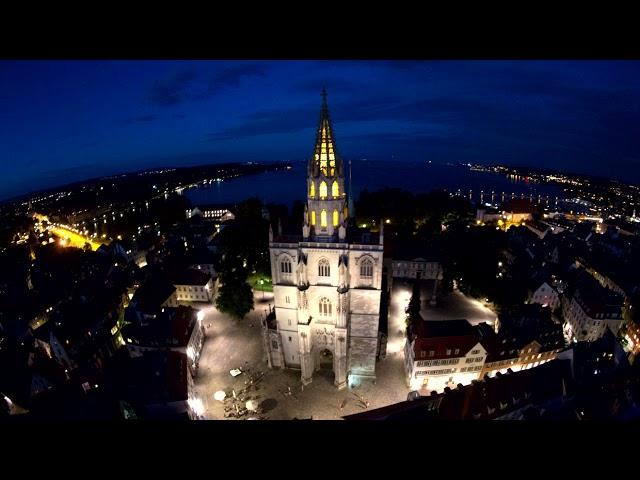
[{"xmin": 193, "ymin": 280, "xmax": 497, "ymax": 420}]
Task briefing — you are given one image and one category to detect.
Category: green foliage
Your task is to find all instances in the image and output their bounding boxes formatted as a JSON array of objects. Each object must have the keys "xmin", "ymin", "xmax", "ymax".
[
  {"xmin": 155, "ymin": 193, "xmax": 191, "ymax": 228},
  {"xmin": 216, "ymin": 198, "xmax": 270, "ymax": 277},
  {"xmin": 439, "ymin": 226, "xmax": 506, "ymax": 303},
  {"xmin": 215, "ymin": 279, "xmax": 254, "ymax": 319},
  {"xmin": 248, "ymin": 272, "xmax": 273, "ymax": 292},
  {"xmin": 355, "ymin": 188, "xmax": 474, "ymax": 242},
  {"xmin": 406, "ymin": 279, "xmax": 422, "ymax": 318}
]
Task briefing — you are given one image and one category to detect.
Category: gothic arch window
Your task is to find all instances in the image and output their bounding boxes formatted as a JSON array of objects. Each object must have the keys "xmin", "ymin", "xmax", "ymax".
[
  {"xmin": 311, "ymin": 211, "xmax": 316, "ymax": 226},
  {"xmin": 320, "ymin": 209, "xmax": 327, "ymax": 228},
  {"xmin": 319, "ymin": 181, "xmax": 328, "ymax": 199},
  {"xmin": 309, "ymin": 181, "xmax": 315, "ymax": 198},
  {"xmin": 319, "ymin": 297, "xmax": 332, "ymax": 317},
  {"xmin": 280, "ymin": 257, "xmax": 292, "ymax": 274},
  {"xmin": 332, "ymin": 181, "xmax": 339, "ymax": 197},
  {"xmin": 333, "ymin": 209, "xmax": 339, "ymax": 227},
  {"xmin": 360, "ymin": 257, "xmax": 374, "ymax": 279},
  {"xmin": 318, "ymin": 258, "xmax": 330, "ymax": 277}
]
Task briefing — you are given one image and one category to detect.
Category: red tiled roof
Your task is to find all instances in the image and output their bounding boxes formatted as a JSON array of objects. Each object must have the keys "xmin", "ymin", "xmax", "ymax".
[{"xmin": 410, "ymin": 319, "xmax": 479, "ymax": 359}]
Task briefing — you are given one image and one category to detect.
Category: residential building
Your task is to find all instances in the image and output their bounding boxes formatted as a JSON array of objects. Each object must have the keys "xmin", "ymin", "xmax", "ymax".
[
  {"xmin": 404, "ymin": 319, "xmax": 487, "ymax": 393},
  {"xmin": 186, "ymin": 204, "xmax": 235, "ymax": 223},
  {"xmin": 113, "ymin": 350, "xmax": 199, "ymax": 420},
  {"xmin": 345, "ymin": 359, "xmax": 574, "ymax": 420},
  {"xmin": 173, "ymin": 269, "xmax": 215, "ymax": 303},
  {"xmin": 127, "ymin": 279, "xmax": 178, "ymax": 324},
  {"xmin": 528, "ymin": 280, "xmax": 561, "ymax": 311},
  {"xmin": 391, "ymin": 257, "xmax": 442, "ymax": 281},
  {"xmin": 564, "ymin": 272, "xmax": 624, "ymax": 342},
  {"xmin": 121, "ymin": 306, "xmax": 204, "ymax": 376}
]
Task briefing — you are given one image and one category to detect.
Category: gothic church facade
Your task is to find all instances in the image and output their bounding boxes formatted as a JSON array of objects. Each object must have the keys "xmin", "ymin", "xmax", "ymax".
[{"xmin": 262, "ymin": 90, "xmax": 384, "ymax": 389}]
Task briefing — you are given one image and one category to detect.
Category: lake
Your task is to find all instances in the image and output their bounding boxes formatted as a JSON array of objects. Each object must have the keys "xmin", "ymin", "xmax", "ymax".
[{"xmin": 185, "ymin": 160, "xmax": 563, "ymax": 208}]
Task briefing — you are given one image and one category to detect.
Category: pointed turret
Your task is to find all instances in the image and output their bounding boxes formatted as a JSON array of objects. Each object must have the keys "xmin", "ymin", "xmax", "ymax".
[
  {"xmin": 305, "ymin": 89, "xmax": 348, "ymax": 240},
  {"xmin": 309, "ymin": 88, "xmax": 343, "ymax": 178}
]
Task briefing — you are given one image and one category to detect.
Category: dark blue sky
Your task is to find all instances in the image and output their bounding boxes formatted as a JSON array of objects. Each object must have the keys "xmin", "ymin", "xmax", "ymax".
[{"xmin": 1, "ymin": 60, "xmax": 639, "ymax": 200}]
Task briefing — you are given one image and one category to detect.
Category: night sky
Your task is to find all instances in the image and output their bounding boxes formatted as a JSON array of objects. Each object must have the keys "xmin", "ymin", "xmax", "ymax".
[{"xmin": 1, "ymin": 60, "xmax": 639, "ymax": 200}]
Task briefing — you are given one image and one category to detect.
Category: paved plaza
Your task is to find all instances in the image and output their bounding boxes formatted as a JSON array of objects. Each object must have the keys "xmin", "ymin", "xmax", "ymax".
[
  {"xmin": 193, "ymin": 281, "xmax": 496, "ymax": 420},
  {"xmin": 392, "ymin": 279, "xmax": 498, "ymax": 326}
]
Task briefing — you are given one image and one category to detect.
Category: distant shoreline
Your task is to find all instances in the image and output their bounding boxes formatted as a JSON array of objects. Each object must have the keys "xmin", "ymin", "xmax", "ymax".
[{"xmin": 0, "ymin": 161, "xmax": 290, "ymax": 207}]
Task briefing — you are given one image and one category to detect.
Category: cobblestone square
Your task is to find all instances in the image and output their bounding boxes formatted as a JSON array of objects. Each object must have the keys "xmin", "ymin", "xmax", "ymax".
[{"xmin": 193, "ymin": 282, "xmax": 497, "ymax": 420}]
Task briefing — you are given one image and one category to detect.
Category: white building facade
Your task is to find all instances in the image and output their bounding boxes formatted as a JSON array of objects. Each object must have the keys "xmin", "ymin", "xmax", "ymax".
[
  {"xmin": 173, "ymin": 270, "xmax": 215, "ymax": 304},
  {"xmin": 529, "ymin": 281, "xmax": 560, "ymax": 311},
  {"xmin": 404, "ymin": 337, "xmax": 487, "ymax": 393},
  {"xmin": 264, "ymin": 90, "xmax": 383, "ymax": 389}
]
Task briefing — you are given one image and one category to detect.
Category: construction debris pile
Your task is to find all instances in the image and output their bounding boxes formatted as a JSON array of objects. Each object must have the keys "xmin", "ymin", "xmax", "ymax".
[{"xmin": 220, "ymin": 367, "xmax": 267, "ymax": 419}]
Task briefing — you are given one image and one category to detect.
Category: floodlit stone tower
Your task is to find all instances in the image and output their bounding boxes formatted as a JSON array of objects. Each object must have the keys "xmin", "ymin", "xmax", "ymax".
[{"xmin": 264, "ymin": 90, "xmax": 384, "ymax": 389}]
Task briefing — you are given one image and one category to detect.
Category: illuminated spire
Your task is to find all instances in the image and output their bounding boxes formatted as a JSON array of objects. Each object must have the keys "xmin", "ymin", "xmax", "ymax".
[{"xmin": 310, "ymin": 88, "xmax": 342, "ymax": 178}]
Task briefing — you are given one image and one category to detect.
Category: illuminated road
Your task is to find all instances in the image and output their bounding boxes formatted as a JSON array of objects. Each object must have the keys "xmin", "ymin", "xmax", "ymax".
[
  {"xmin": 48, "ymin": 225, "xmax": 103, "ymax": 250},
  {"xmin": 34, "ymin": 212, "xmax": 103, "ymax": 250}
]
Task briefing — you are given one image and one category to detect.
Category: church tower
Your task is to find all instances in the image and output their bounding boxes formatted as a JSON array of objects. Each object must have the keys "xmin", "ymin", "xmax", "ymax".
[
  {"xmin": 304, "ymin": 89, "xmax": 348, "ymax": 242},
  {"xmin": 265, "ymin": 90, "xmax": 384, "ymax": 391}
]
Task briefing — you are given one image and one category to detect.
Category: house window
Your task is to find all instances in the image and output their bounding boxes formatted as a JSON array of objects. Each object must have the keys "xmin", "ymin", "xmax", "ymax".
[
  {"xmin": 318, "ymin": 258, "xmax": 330, "ymax": 277},
  {"xmin": 429, "ymin": 350, "xmax": 435, "ymax": 357},
  {"xmin": 332, "ymin": 181, "xmax": 339, "ymax": 197},
  {"xmin": 285, "ymin": 296, "xmax": 290, "ymax": 304},
  {"xmin": 309, "ymin": 181, "xmax": 315, "ymax": 198},
  {"xmin": 288, "ymin": 336, "xmax": 292, "ymax": 342},
  {"xmin": 333, "ymin": 209, "xmax": 339, "ymax": 227},
  {"xmin": 446, "ymin": 349, "xmax": 451, "ymax": 355},
  {"xmin": 311, "ymin": 211, "xmax": 316, "ymax": 226},
  {"xmin": 319, "ymin": 297, "xmax": 332, "ymax": 317},
  {"xmin": 454, "ymin": 348, "xmax": 460, "ymax": 354},
  {"xmin": 360, "ymin": 258, "xmax": 373, "ymax": 279},
  {"xmin": 271, "ymin": 340, "xmax": 278, "ymax": 349}
]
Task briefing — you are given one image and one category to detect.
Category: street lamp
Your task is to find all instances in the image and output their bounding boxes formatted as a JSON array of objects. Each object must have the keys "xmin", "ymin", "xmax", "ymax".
[{"xmin": 259, "ymin": 279, "xmax": 265, "ymax": 299}]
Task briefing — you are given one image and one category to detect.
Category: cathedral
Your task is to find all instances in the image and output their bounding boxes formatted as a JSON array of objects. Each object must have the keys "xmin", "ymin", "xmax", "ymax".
[{"xmin": 262, "ymin": 90, "xmax": 385, "ymax": 389}]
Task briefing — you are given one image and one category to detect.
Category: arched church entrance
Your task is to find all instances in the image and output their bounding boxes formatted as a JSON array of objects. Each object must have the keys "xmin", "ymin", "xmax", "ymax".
[{"xmin": 319, "ymin": 348, "xmax": 333, "ymax": 370}]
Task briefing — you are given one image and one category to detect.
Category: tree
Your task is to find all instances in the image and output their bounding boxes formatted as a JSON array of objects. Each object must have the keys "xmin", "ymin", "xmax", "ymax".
[
  {"xmin": 407, "ymin": 278, "xmax": 422, "ymax": 318},
  {"xmin": 215, "ymin": 279, "xmax": 254, "ymax": 319}
]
